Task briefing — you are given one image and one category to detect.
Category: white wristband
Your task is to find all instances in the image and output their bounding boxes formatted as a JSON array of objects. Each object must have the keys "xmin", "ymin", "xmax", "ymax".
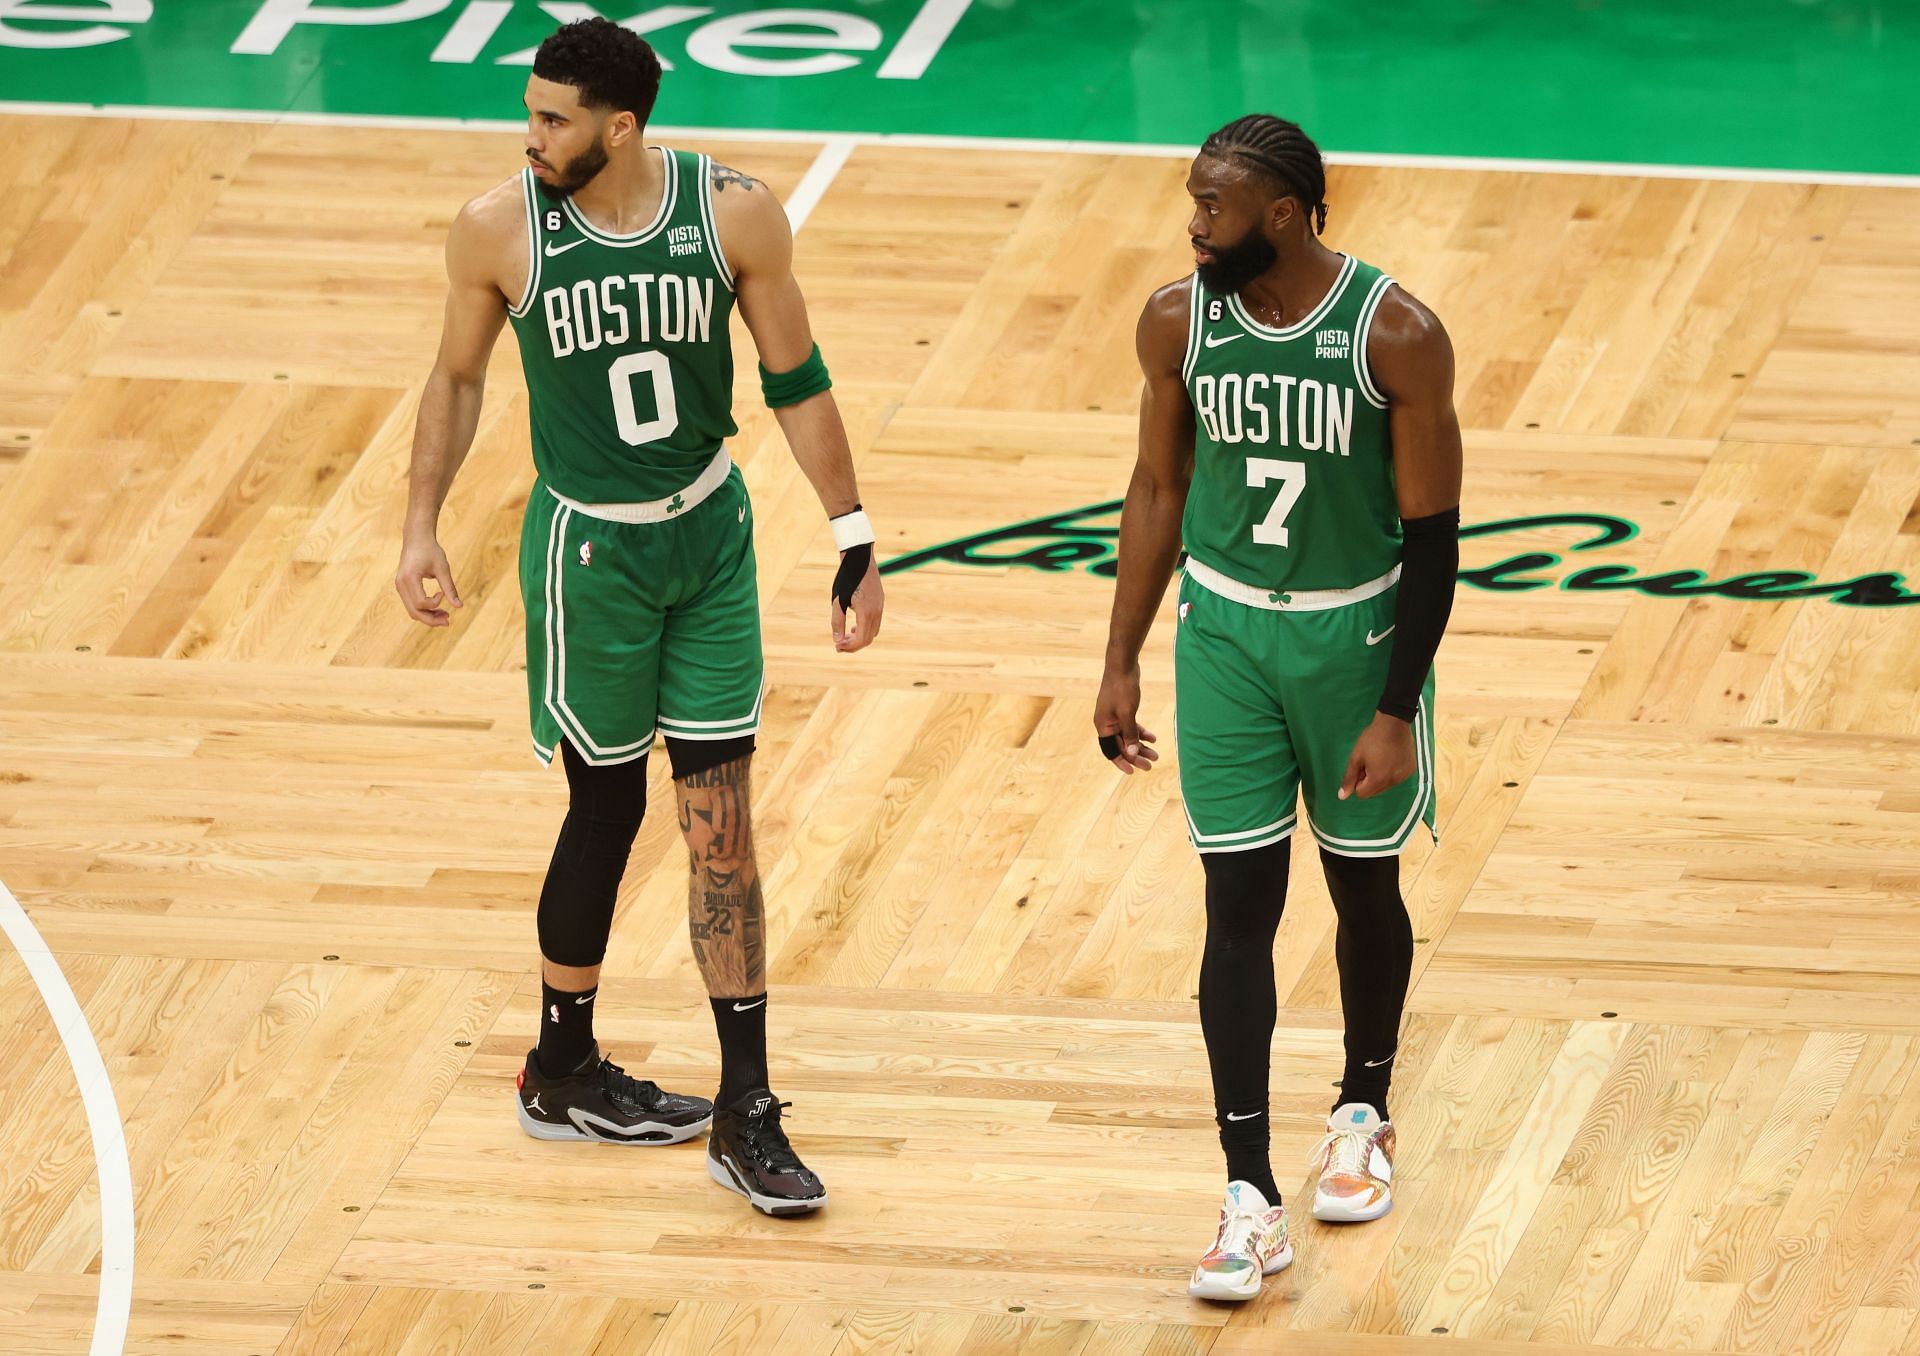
[{"xmin": 830, "ymin": 509, "xmax": 876, "ymax": 552}]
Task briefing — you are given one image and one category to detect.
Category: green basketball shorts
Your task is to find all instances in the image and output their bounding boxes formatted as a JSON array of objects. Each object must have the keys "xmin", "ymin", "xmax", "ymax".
[
  {"xmin": 519, "ymin": 452, "xmax": 763, "ymax": 767},
  {"xmin": 1173, "ymin": 561, "xmax": 1438, "ymax": 858}
]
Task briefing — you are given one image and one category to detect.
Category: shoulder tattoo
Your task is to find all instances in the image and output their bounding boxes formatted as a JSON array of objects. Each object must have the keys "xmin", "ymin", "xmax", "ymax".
[{"xmin": 709, "ymin": 163, "xmax": 763, "ymax": 193}]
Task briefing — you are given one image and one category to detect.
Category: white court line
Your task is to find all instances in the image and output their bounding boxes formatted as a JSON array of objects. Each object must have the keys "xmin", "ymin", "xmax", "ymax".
[
  {"xmin": 784, "ymin": 136, "xmax": 858, "ymax": 231},
  {"xmin": 0, "ymin": 880, "xmax": 135, "ymax": 1356},
  {"xmin": 1, "ymin": 100, "xmax": 1917, "ymax": 188}
]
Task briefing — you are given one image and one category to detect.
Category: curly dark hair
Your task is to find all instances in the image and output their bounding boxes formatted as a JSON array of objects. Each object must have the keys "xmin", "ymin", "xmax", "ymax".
[{"xmin": 532, "ymin": 18, "xmax": 662, "ymax": 125}]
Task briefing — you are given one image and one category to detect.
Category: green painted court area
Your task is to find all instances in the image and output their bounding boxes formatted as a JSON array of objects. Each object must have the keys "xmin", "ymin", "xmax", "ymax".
[{"xmin": 1, "ymin": 0, "xmax": 1915, "ymax": 175}]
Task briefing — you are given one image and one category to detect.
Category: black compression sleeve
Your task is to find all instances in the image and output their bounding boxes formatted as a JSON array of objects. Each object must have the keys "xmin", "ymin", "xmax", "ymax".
[
  {"xmin": 832, "ymin": 543, "xmax": 872, "ymax": 611},
  {"xmin": 831, "ymin": 502, "xmax": 871, "ymax": 612},
  {"xmin": 1377, "ymin": 507, "xmax": 1460, "ymax": 722}
]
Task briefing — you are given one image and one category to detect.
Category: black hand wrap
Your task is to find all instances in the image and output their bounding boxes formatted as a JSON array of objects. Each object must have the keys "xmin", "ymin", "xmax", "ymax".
[
  {"xmin": 1377, "ymin": 506, "xmax": 1460, "ymax": 722},
  {"xmin": 833, "ymin": 542, "xmax": 872, "ymax": 612}
]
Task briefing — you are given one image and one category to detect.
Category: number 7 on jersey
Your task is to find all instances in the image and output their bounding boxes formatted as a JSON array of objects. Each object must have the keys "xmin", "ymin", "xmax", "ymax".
[{"xmin": 1247, "ymin": 458, "xmax": 1306, "ymax": 548}]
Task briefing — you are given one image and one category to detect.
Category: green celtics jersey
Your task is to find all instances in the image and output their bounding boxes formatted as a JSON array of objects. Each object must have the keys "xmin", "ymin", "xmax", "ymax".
[
  {"xmin": 506, "ymin": 146, "xmax": 737, "ymax": 503},
  {"xmin": 1181, "ymin": 255, "xmax": 1401, "ymax": 592}
]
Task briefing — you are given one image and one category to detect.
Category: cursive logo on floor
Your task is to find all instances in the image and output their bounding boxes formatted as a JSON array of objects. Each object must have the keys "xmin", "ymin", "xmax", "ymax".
[{"xmin": 880, "ymin": 504, "xmax": 1918, "ymax": 608}]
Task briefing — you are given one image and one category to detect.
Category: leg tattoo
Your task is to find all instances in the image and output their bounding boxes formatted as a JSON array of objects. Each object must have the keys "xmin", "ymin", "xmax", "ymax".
[{"xmin": 677, "ymin": 756, "xmax": 766, "ymax": 996}]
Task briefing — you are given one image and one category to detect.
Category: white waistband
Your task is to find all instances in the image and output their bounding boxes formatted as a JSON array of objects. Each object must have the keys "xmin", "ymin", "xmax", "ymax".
[
  {"xmin": 545, "ymin": 448, "xmax": 732, "ymax": 524},
  {"xmin": 1184, "ymin": 557, "xmax": 1401, "ymax": 611}
]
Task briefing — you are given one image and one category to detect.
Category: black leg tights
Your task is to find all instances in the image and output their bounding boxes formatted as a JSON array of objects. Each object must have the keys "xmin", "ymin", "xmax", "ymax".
[
  {"xmin": 1318, "ymin": 847, "xmax": 1413, "ymax": 1122},
  {"xmin": 536, "ymin": 743, "xmax": 649, "ymax": 970},
  {"xmin": 1197, "ymin": 841, "xmax": 1289, "ymax": 1203}
]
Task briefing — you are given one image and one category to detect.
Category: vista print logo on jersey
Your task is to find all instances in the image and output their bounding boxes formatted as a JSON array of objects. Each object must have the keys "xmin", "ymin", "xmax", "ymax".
[
  {"xmin": 1314, "ymin": 328, "xmax": 1351, "ymax": 360},
  {"xmin": 667, "ymin": 225, "xmax": 705, "ymax": 259},
  {"xmin": 879, "ymin": 503, "xmax": 1920, "ymax": 608}
]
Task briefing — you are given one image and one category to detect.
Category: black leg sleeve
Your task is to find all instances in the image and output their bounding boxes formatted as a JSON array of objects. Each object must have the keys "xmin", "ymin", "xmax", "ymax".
[
  {"xmin": 536, "ymin": 742, "xmax": 650, "ymax": 968},
  {"xmin": 1318, "ymin": 847, "xmax": 1413, "ymax": 1121},
  {"xmin": 1198, "ymin": 841, "xmax": 1291, "ymax": 1200}
]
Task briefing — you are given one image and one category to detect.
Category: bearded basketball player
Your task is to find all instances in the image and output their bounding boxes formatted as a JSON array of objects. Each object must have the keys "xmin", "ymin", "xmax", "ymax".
[
  {"xmin": 395, "ymin": 19, "xmax": 884, "ymax": 1216},
  {"xmin": 1095, "ymin": 114, "xmax": 1462, "ymax": 1299}
]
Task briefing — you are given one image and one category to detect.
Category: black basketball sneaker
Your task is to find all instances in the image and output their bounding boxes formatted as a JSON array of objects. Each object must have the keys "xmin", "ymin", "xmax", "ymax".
[
  {"xmin": 516, "ymin": 1045, "xmax": 713, "ymax": 1145},
  {"xmin": 706, "ymin": 1089, "xmax": 829, "ymax": 1215}
]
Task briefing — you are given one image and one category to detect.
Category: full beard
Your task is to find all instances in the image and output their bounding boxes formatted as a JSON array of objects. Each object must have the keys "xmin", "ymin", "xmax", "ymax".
[
  {"xmin": 534, "ymin": 140, "xmax": 609, "ymax": 201},
  {"xmin": 1196, "ymin": 229, "xmax": 1278, "ymax": 295}
]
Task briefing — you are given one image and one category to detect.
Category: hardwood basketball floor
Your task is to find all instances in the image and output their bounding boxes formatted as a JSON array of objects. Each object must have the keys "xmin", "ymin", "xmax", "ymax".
[{"xmin": 1, "ymin": 113, "xmax": 1918, "ymax": 1355}]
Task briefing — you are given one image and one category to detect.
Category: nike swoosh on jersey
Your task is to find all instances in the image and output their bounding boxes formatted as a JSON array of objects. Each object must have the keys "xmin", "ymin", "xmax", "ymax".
[
  {"xmin": 1203, "ymin": 332, "xmax": 1243, "ymax": 348},
  {"xmin": 544, "ymin": 238, "xmax": 587, "ymax": 257},
  {"xmin": 1365, "ymin": 626, "xmax": 1396, "ymax": 646}
]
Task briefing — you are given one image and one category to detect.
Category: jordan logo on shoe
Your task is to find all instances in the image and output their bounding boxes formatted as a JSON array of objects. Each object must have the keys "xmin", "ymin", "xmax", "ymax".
[{"xmin": 527, "ymin": 1094, "xmax": 545, "ymax": 1115}]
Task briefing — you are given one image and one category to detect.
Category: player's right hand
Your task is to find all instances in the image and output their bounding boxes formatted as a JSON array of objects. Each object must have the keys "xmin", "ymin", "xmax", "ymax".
[
  {"xmin": 1094, "ymin": 665, "xmax": 1158, "ymax": 774},
  {"xmin": 395, "ymin": 534, "xmax": 463, "ymax": 627}
]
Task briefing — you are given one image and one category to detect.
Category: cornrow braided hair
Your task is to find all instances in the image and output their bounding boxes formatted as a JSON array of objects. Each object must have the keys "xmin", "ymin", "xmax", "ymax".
[{"xmin": 1201, "ymin": 114, "xmax": 1329, "ymax": 235}]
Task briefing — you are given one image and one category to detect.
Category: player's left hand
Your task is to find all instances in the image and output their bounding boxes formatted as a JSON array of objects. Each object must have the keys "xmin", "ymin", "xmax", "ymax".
[
  {"xmin": 831, "ymin": 545, "xmax": 884, "ymax": 652},
  {"xmin": 1339, "ymin": 712, "xmax": 1417, "ymax": 800}
]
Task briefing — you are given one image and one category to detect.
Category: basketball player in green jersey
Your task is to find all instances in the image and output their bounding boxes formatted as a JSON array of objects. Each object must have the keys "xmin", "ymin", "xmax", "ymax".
[
  {"xmin": 1095, "ymin": 115, "xmax": 1462, "ymax": 1299},
  {"xmin": 394, "ymin": 20, "xmax": 884, "ymax": 1216}
]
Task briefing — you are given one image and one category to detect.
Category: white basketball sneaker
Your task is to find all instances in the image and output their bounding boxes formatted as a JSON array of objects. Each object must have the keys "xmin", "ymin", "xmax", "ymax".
[
  {"xmin": 1187, "ymin": 1180, "xmax": 1293, "ymax": 1301},
  {"xmin": 1310, "ymin": 1102, "xmax": 1396, "ymax": 1222}
]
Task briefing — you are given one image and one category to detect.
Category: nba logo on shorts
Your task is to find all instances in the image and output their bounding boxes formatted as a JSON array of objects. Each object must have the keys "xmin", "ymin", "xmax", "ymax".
[
  {"xmin": 578, "ymin": 541, "xmax": 592, "ymax": 567},
  {"xmin": 1179, "ymin": 600, "xmax": 1191, "ymax": 623}
]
